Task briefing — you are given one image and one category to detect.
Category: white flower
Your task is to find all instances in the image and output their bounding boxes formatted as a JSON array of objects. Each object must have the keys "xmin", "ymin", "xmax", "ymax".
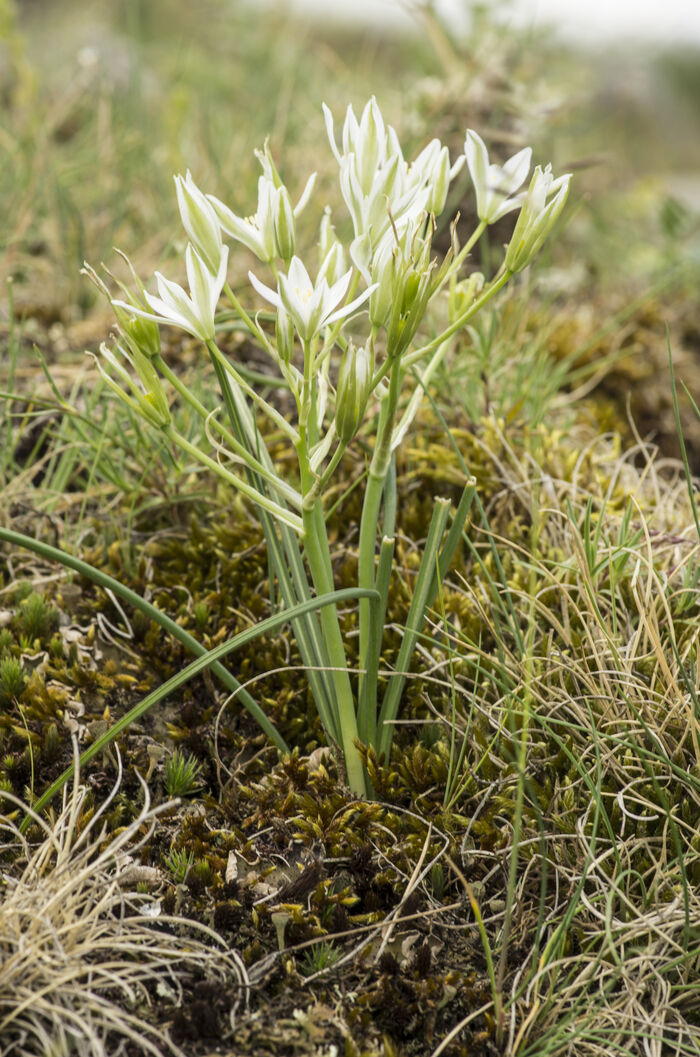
[
  {"xmin": 465, "ymin": 130, "xmax": 532, "ymax": 224},
  {"xmin": 113, "ymin": 243, "xmax": 229, "ymax": 343},
  {"xmin": 324, "ymin": 98, "xmax": 411, "ymax": 246},
  {"xmin": 207, "ymin": 146, "xmax": 316, "ymax": 263},
  {"xmin": 174, "ymin": 170, "xmax": 225, "ymax": 275},
  {"xmin": 249, "ymin": 255, "xmax": 375, "ymax": 343},
  {"xmin": 273, "ymin": 185, "xmax": 296, "ymax": 262},
  {"xmin": 323, "ymin": 96, "xmax": 400, "ymax": 197},
  {"xmin": 324, "ymin": 98, "xmax": 460, "ymax": 265},
  {"xmin": 505, "ymin": 164, "xmax": 571, "ymax": 272},
  {"xmin": 208, "ymin": 176, "xmax": 278, "ymax": 262}
]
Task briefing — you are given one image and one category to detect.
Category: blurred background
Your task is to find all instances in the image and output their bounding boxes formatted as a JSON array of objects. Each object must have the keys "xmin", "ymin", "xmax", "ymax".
[
  {"xmin": 3, "ymin": 0, "xmax": 699, "ymax": 313},
  {"xmin": 254, "ymin": 0, "xmax": 700, "ymax": 44},
  {"xmin": 2, "ymin": 0, "xmax": 700, "ymax": 458}
]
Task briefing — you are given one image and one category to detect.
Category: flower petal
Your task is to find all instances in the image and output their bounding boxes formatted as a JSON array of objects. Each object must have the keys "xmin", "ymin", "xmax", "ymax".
[
  {"xmin": 325, "ymin": 267, "xmax": 353, "ymax": 313},
  {"xmin": 294, "ymin": 171, "xmax": 317, "ymax": 217},
  {"xmin": 287, "ymin": 255, "xmax": 313, "ymax": 295},
  {"xmin": 322, "ymin": 102, "xmax": 341, "ymax": 164},
  {"xmin": 502, "ymin": 146, "xmax": 532, "ymax": 189},
  {"xmin": 248, "ymin": 269, "xmax": 281, "ymax": 309},
  {"xmin": 324, "ymin": 283, "xmax": 378, "ymax": 328}
]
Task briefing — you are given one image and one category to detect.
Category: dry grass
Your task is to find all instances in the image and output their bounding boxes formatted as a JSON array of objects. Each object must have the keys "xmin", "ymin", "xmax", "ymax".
[
  {"xmin": 0, "ymin": 747, "xmax": 248, "ymax": 1057},
  {"xmin": 417, "ymin": 421, "xmax": 700, "ymax": 1054}
]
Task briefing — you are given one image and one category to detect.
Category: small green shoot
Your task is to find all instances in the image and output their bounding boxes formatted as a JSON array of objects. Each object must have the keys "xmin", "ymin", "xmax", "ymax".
[
  {"xmin": 163, "ymin": 749, "xmax": 203, "ymax": 798},
  {"xmin": 299, "ymin": 940, "xmax": 341, "ymax": 977},
  {"xmin": 15, "ymin": 592, "xmax": 59, "ymax": 644},
  {"xmin": 165, "ymin": 847, "xmax": 195, "ymax": 883},
  {"xmin": 0, "ymin": 657, "xmax": 26, "ymax": 707}
]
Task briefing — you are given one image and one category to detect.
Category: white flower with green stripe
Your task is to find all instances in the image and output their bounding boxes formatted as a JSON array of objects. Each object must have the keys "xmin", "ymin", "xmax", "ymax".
[{"xmin": 249, "ymin": 255, "xmax": 376, "ymax": 343}]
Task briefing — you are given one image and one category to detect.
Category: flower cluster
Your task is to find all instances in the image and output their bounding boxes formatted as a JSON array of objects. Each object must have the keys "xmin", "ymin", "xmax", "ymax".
[
  {"xmin": 323, "ymin": 97, "xmax": 462, "ymax": 255},
  {"xmin": 94, "ymin": 99, "xmax": 569, "ymax": 376}
]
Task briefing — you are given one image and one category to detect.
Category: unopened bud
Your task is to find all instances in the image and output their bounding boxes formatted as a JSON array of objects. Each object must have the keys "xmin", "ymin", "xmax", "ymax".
[
  {"xmin": 255, "ymin": 139, "xmax": 283, "ymax": 189},
  {"xmin": 505, "ymin": 166, "xmax": 571, "ymax": 273},
  {"xmin": 357, "ymin": 97, "xmax": 383, "ymax": 195},
  {"xmin": 174, "ymin": 171, "xmax": 224, "ymax": 275},
  {"xmin": 335, "ymin": 342, "xmax": 371, "ymax": 443},
  {"xmin": 273, "ymin": 186, "xmax": 296, "ymax": 263},
  {"xmin": 133, "ymin": 348, "xmax": 171, "ymax": 427},
  {"xmin": 425, "ymin": 147, "xmax": 450, "ymax": 216},
  {"xmin": 124, "ymin": 314, "xmax": 161, "ymax": 360},
  {"xmin": 318, "ymin": 241, "xmax": 345, "ymax": 287},
  {"xmin": 451, "ymin": 273, "xmax": 484, "ymax": 319},
  {"xmin": 401, "ymin": 271, "xmax": 422, "ymax": 314},
  {"xmin": 368, "ymin": 241, "xmax": 398, "ymax": 328},
  {"xmin": 275, "ymin": 304, "xmax": 295, "ymax": 365}
]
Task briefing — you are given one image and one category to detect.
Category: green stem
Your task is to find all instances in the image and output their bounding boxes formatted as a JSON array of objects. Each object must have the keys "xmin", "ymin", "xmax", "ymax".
[
  {"xmin": 298, "ymin": 428, "xmax": 366, "ymax": 796},
  {"xmin": 303, "ymin": 437, "xmax": 348, "ymax": 509},
  {"xmin": 367, "ymin": 268, "xmax": 512, "ymax": 398},
  {"xmin": 207, "ymin": 341, "xmax": 299, "ymax": 443},
  {"xmin": 155, "ymin": 354, "xmax": 301, "ymax": 509},
  {"xmin": 402, "ymin": 269, "xmax": 511, "ymax": 369},
  {"xmin": 357, "ymin": 360, "xmax": 402, "ymax": 709},
  {"xmin": 207, "ymin": 352, "xmax": 338, "ymax": 740},
  {"xmin": 449, "ymin": 219, "xmax": 487, "ymax": 279},
  {"xmin": 165, "ymin": 427, "xmax": 303, "ymax": 534}
]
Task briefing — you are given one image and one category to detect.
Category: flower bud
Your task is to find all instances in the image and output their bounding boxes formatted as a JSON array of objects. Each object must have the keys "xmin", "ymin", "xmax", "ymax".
[
  {"xmin": 174, "ymin": 171, "xmax": 224, "ymax": 275},
  {"xmin": 335, "ymin": 342, "xmax": 371, "ymax": 443},
  {"xmin": 425, "ymin": 146, "xmax": 451, "ymax": 216},
  {"xmin": 357, "ymin": 96, "xmax": 384, "ymax": 195},
  {"xmin": 142, "ymin": 389, "xmax": 171, "ymax": 428},
  {"xmin": 505, "ymin": 165, "xmax": 571, "ymax": 273},
  {"xmin": 124, "ymin": 313, "xmax": 161, "ymax": 360},
  {"xmin": 132, "ymin": 348, "xmax": 171, "ymax": 427},
  {"xmin": 401, "ymin": 271, "xmax": 422, "ymax": 315},
  {"xmin": 339, "ymin": 161, "xmax": 365, "ymax": 237},
  {"xmin": 273, "ymin": 186, "xmax": 296, "ymax": 263},
  {"xmin": 318, "ymin": 240, "xmax": 346, "ymax": 287},
  {"xmin": 451, "ymin": 273, "xmax": 484, "ymax": 320},
  {"xmin": 95, "ymin": 342, "xmax": 171, "ymax": 429},
  {"xmin": 275, "ymin": 303, "xmax": 295, "ymax": 365},
  {"xmin": 255, "ymin": 138, "xmax": 283, "ymax": 189},
  {"xmin": 368, "ymin": 240, "xmax": 398, "ymax": 328}
]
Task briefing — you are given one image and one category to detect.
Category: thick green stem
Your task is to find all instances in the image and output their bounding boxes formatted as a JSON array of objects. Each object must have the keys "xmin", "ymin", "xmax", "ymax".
[
  {"xmin": 298, "ymin": 417, "xmax": 366, "ymax": 796},
  {"xmin": 357, "ymin": 361, "xmax": 402, "ymax": 711},
  {"xmin": 207, "ymin": 351, "xmax": 338, "ymax": 741}
]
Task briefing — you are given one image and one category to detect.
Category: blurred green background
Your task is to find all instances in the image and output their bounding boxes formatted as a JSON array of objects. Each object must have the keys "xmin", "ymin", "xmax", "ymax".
[{"xmin": 2, "ymin": 0, "xmax": 700, "ymax": 327}]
